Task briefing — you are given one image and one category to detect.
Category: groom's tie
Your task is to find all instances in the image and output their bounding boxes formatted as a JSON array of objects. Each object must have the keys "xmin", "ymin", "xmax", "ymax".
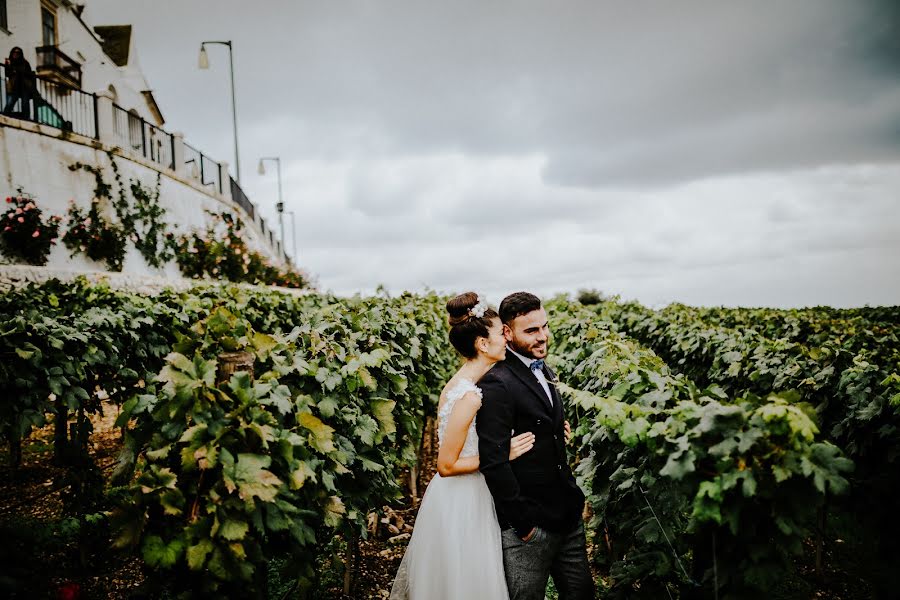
[{"xmin": 530, "ymin": 359, "xmax": 545, "ymax": 372}]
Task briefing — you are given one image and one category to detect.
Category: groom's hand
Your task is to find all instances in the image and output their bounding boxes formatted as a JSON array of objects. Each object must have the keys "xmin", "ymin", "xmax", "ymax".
[
  {"xmin": 521, "ymin": 526, "xmax": 538, "ymax": 542},
  {"xmin": 564, "ymin": 420, "xmax": 572, "ymax": 444}
]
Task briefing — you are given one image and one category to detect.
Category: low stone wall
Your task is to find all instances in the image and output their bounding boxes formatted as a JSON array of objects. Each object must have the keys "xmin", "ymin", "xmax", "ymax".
[{"xmin": 0, "ymin": 264, "xmax": 310, "ymax": 298}]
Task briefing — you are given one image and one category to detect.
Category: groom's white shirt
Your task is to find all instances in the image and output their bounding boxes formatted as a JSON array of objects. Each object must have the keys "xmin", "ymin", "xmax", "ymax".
[{"xmin": 507, "ymin": 346, "xmax": 552, "ymax": 405}]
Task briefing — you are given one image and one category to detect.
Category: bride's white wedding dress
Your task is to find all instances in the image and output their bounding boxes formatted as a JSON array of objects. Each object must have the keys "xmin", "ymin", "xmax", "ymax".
[{"xmin": 389, "ymin": 378, "xmax": 509, "ymax": 599}]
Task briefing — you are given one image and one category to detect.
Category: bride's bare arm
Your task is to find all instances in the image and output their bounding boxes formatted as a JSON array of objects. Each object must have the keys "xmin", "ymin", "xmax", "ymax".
[
  {"xmin": 436, "ymin": 391, "xmax": 482, "ymax": 476},
  {"xmin": 436, "ymin": 393, "xmax": 535, "ymax": 477}
]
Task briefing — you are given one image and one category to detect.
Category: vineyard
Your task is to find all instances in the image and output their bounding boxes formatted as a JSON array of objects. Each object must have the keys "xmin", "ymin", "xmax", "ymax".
[{"xmin": 0, "ymin": 280, "xmax": 897, "ymax": 599}]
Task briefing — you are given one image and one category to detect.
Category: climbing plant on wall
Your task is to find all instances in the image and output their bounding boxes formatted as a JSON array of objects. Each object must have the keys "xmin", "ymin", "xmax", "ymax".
[{"xmin": 66, "ymin": 155, "xmax": 174, "ymax": 270}]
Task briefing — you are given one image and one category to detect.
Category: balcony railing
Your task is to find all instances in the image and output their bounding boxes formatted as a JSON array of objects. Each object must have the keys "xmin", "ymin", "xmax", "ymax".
[
  {"xmin": 1, "ymin": 63, "xmax": 97, "ymax": 138},
  {"xmin": 35, "ymin": 45, "xmax": 82, "ymax": 89},
  {"xmin": 0, "ymin": 64, "xmax": 286, "ymax": 263},
  {"xmin": 112, "ymin": 103, "xmax": 174, "ymax": 170},
  {"xmin": 184, "ymin": 142, "xmax": 223, "ymax": 194},
  {"xmin": 230, "ymin": 177, "xmax": 255, "ymax": 221}
]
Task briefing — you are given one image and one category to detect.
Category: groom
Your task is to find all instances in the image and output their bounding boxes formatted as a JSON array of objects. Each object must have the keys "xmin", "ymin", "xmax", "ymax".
[{"xmin": 477, "ymin": 292, "xmax": 593, "ymax": 599}]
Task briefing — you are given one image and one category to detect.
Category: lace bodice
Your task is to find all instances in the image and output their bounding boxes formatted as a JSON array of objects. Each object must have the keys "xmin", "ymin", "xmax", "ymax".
[{"xmin": 437, "ymin": 379, "xmax": 481, "ymax": 459}]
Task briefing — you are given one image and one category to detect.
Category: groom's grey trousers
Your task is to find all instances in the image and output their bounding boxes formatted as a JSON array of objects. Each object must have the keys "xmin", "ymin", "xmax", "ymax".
[{"xmin": 501, "ymin": 522, "xmax": 593, "ymax": 600}]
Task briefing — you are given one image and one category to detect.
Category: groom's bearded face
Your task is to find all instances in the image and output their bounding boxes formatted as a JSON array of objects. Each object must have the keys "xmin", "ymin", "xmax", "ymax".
[{"xmin": 505, "ymin": 308, "xmax": 550, "ymax": 359}]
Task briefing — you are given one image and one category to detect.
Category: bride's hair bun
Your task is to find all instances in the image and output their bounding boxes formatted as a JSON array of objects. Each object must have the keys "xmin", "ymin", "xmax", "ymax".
[{"xmin": 446, "ymin": 292, "xmax": 499, "ymax": 358}]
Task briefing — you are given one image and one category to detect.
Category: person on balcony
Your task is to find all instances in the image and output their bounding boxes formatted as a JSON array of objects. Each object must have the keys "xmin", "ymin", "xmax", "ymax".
[{"xmin": 3, "ymin": 47, "xmax": 37, "ymax": 120}]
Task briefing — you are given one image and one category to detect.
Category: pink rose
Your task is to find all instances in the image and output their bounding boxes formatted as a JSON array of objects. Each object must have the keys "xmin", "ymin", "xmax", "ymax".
[
  {"xmin": 84, "ymin": 218, "xmax": 92, "ymax": 226},
  {"xmin": 17, "ymin": 217, "xmax": 24, "ymax": 223},
  {"xmin": 3, "ymin": 226, "xmax": 10, "ymax": 232},
  {"xmin": 32, "ymin": 230, "xmax": 40, "ymax": 238}
]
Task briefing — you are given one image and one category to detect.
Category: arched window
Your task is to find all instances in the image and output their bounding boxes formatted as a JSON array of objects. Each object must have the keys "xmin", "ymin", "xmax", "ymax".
[{"xmin": 127, "ymin": 108, "xmax": 143, "ymax": 153}]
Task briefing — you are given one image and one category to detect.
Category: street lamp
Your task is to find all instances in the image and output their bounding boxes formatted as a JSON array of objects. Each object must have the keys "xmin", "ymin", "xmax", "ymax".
[
  {"xmin": 286, "ymin": 210, "xmax": 297, "ymax": 265},
  {"xmin": 258, "ymin": 157, "xmax": 285, "ymax": 261},
  {"xmin": 198, "ymin": 40, "xmax": 241, "ymax": 184}
]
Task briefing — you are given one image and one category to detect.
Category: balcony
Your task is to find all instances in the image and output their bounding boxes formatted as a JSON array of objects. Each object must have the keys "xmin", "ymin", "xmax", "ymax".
[{"xmin": 34, "ymin": 45, "xmax": 82, "ymax": 89}]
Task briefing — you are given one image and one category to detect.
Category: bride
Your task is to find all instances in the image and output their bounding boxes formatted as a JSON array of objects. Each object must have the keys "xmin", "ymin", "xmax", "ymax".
[{"xmin": 389, "ymin": 292, "xmax": 535, "ymax": 599}]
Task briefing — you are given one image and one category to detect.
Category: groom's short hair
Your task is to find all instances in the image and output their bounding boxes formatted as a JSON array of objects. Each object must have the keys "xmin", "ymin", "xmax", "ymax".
[{"xmin": 499, "ymin": 292, "xmax": 542, "ymax": 324}]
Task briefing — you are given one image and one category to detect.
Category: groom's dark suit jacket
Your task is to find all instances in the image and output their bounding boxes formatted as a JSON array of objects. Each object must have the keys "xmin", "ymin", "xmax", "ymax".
[{"xmin": 476, "ymin": 356, "xmax": 584, "ymax": 538}]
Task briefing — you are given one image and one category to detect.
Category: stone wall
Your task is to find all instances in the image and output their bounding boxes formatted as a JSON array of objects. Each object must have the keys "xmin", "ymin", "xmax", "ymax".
[
  {"xmin": 0, "ymin": 264, "xmax": 310, "ymax": 298},
  {"xmin": 0, "ymin": 117, "xmax": 286, "ymax": 278}
]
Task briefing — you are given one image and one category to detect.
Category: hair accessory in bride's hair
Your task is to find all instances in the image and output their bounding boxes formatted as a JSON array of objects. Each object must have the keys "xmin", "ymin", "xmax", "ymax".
[{"xmin": 469, "ymin": 295, "xmax": 489, "ymax": 319}]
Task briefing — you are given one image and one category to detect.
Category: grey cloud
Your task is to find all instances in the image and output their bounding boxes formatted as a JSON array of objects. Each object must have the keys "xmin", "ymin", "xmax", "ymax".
[
  {"xmin": 79, "ymin": 1, "xmax": 900, "ymax": 307},
  {"xmin": 87, "ymin": 0, "xmax": 900, "ymax": 187}
]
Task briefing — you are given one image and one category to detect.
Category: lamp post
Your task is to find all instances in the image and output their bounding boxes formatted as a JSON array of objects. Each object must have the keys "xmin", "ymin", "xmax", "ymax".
[
  {"xmin": 198, "ymin": 40, "xmax": 241, "ymax": 184},
  {"xmin": 258, "ymin": 157, "xmax": 285, "ymax": 261},
  {"xmin": 286, "ymin": 210, "xmax": 297, "ymax": 264}
]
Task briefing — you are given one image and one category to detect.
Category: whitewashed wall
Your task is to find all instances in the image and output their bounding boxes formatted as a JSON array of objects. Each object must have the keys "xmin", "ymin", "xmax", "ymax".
[{"xmin": 0, "ymin": 118, "xmax": 285, "ymax": 277}]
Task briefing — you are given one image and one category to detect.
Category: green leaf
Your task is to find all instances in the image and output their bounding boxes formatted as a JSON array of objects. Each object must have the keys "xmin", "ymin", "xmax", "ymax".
[
  {"xmin": 370, "ymin": 399, "xmax": 396, "ymax": 441},
  {"xmin": 219, "ymin": 519, "xmax": 249, "ymax": 541},
  {"xmin": 290, "ymin": 461, "xmax": 317, "ymax": 489},
  {"xmin": 659, "ymin": 450, "xmax": 695, "ymax": 480},
  {"xmin": 358, "ymin": 367, "xmax": 377, "ymax": 390},
  {"xmin": 159, "ymin": 489, "xmax": 184, "ymax": 516},
  {"xmin": 252, "ymin": 331, "xmax": 279, "ymax": 355},
  {"xmin": 359, "ymin": 457, "xmax": 384, "ymax": 472},
  {"xmin": 354, "ymin": 414, "xmax": 379, "ymax": 446},
  {"xmin": 142, "ymin": 535, "xmax": 184, "ymax": 569},
  {"xmin": 186, "ymin": 539, "xmax": 214, "ymax": 570},
  {"xmin": 318, "ymin": 397, "xmax": 340, "ymax": 418},
  {"xmin": 265, "ymin": 507, "xmax": 291, "ymax": 531},
  {"xmin": 299, "ymin": 412, "xmax": 336, "ymax": 454},
  {"xmin": 15, "ymin": 347, "xmax": 34, "ymax": 360},
  {"xmin": 691, "ymin": 480, "xmax": 724, "ymax": 524},
  {"xmin": 323, "ymin": 495, "xmax": 346, "ymax": 527},
  {"xmin": 222, "ymin": 453, "xmax": 283, "ymax": 502}
]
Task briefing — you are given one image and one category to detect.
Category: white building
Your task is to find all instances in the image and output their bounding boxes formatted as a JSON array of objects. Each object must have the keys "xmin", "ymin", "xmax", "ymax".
[
  {"xmin": 1, "ymin": 0, "xmax": 162, "ymax": 125},
  {"xmin": 0, "ymin": 0, "xmax": 290, "ymax": 280}
]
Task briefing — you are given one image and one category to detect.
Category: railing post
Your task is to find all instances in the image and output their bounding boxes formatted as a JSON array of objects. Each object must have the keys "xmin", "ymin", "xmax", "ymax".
[
  {"xmin": 92, "ymin": 94, "xmax": 99, "ymax": 140},
  {"xmin": 219, "ymin": 161, "xmax": 232, "ymax": 201},
  {"xmin": 140, "ymin": 118, "xmax": 147, "ymax": 158},
  {"xmin": 94, "ymin": 91, "xmax": 115, "ymax": 145},
  {"xmin": 171, "ymin": 131, "xmax": 186, "ymax": 175}
]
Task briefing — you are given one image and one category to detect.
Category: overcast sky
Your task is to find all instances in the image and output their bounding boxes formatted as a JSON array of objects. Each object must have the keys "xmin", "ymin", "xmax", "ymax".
[{"xmin": 82, "ymin": 0, "xmax": 900, "ymax": 307}]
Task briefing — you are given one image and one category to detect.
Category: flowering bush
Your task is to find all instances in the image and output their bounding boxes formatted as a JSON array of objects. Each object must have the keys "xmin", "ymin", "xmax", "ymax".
[
  {"xmin": 174, "ymin": 211, "xmax": 309, "ymax": 288},
  {"xmin": 0, "ymin": 195, "xmax": 62, "ymax": 265},
  {"xmin": 62, "ymin": 199, "xmax": 128, "ymax": 271}
]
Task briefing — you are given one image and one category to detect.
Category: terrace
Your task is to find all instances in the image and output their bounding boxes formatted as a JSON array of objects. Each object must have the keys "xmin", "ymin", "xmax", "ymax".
[{"xmin": 0, "ymin": 62, "xmax": 287, "ymax": 263}]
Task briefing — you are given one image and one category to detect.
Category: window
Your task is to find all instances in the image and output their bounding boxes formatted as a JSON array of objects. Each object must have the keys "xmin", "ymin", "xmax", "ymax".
[
  {"xmin": 41, "ymin": 3, "xmax": 56, "ymax": 47},
  {"xmin": 128, "ymin": 109, "xmax": 143, "ymax": 153},
  {"xmin": 1, "ymin": 1, "xmax": 8, "ymax": 32}
]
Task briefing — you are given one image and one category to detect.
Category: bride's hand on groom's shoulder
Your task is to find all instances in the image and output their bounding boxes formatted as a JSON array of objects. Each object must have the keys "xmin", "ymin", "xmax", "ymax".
[{"xmin": 564, "ymin": 420, "xmax": 572, "ymax": 445}]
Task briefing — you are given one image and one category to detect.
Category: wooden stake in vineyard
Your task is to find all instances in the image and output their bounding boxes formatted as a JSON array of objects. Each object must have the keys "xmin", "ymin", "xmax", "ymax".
[{"xmin": 217, "ymin": 351, "xmax": 254, "ymax": 384}]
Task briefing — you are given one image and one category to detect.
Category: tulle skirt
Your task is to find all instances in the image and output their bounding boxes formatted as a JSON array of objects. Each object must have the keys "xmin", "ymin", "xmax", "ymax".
[{"xmin": 390, "ymin": 471, "xmax": 510, "ymax": 600}]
